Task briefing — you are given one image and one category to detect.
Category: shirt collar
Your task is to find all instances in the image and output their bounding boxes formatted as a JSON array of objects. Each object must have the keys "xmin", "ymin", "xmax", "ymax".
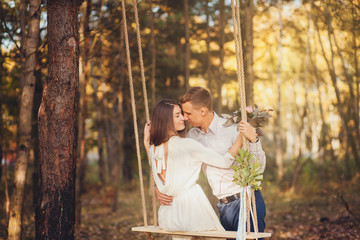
[{"xmin": 194, "ymin": 112, "xmax": 219, "ymax": 135}]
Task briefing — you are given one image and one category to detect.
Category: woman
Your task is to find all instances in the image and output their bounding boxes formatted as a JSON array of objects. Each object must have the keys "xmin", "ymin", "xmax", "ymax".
[{"xmin": 144, "ymin": 99, "xmax": 244, "ymax": 232}]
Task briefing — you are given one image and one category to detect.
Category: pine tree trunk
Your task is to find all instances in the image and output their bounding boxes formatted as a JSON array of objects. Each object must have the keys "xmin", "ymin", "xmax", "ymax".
[
  {"xmin": 184, "ymin": 0, "xmax": 190, "ymax": 90},
  {"xmin": 217, "ymin": 0, "xmax": 225, "ymax": 114},
  {"xmin": 32, "ymin": 65, "xmax": 43, "ymax": 216},
  {"xmin": 8, "ymin": 1, "xmax": 40, "ymax": 239},
  {"xmin": 275, "ymin": 1, "xmax": 283, "ymax": 181},
  {"xmin": 244, "ymin": 0, "xmax": 254, "ymax": 106},
  {"xmin": 36, "ymin": 0, "xmax": 81, "ymax": 239}
]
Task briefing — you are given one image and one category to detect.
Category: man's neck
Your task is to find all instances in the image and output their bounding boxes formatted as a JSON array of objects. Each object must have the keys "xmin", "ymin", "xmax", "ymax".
[{"xmin": 200, "ymin": 112, "xmax": 214, "ymax": 133}]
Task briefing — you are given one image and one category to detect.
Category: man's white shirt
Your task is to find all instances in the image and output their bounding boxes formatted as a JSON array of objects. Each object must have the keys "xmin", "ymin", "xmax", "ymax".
[{"xmin": 187, "ymin": 112, "xmax": 266, "ymax": 199}]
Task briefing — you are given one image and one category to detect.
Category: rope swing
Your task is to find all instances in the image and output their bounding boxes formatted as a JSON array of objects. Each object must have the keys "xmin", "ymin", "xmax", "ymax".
[
  {"xmin": 121, "ymin": 0, "xmax": 157, "ymax": 227},
  {"xmin": 125, "ymin": 0, "xmax": 271, "ymax": 239},
  {"xmin": 121, "ymin": 0, "xmax": 147, "ymax": 226}
]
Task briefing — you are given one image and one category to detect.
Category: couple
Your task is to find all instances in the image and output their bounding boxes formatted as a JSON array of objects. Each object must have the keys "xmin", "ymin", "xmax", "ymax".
[{"xmin": 144, "ymin": 87, "xmax": 266, "ymax": 234}]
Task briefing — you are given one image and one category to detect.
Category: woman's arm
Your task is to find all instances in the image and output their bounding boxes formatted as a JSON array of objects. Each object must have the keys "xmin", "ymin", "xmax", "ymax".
[
  {"xmin": 143, "ymin": 122, "xmax": 151, "ymax": 154},
  {"xmin": 185, "ymin": 139, "xmax": 234, "ymax": 168}
]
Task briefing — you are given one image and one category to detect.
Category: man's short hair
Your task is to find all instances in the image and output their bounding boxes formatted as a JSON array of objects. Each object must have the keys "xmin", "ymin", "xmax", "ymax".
[{"xmin": 181, "ymin": 87, "xmax": 213, "ymax": 111}]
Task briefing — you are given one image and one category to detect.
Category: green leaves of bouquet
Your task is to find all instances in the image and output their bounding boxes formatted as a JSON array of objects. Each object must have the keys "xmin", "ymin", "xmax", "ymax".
[{"xmin": 231, "ymin": 148, "xmax": 264, "ymax": 190}]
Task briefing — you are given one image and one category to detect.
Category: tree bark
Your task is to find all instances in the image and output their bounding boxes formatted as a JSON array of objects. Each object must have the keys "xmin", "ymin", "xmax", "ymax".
[
  {"xmin": 8, "ymin": 1, "xmax": 41, "ymax": 239},
  {"xmin": 244, "ymin": 0, "xmax": 254, "ymax": 106},
  {"xmin": 275, "ymin": 1, "xmax": 283, "ymax": 181},
  {"xmin": 217, "ymin": 0, "xmax": 225, "ymax": 114},
  {"xmin": 36, "ymin": 0, "xmax": 81, "ymax": 239},
  {"xmin": 184, "ymin": 0, "xmax": 190, "ymax": 90}
]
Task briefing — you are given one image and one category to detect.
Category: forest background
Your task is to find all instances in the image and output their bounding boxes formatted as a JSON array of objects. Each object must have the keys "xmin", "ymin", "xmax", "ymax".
[{"xmin": 1, "ymin": 0, "xmax": 360, "ymax": 239}]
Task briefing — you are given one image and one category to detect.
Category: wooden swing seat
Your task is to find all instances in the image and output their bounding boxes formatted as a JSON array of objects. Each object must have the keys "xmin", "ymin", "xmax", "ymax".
[{"xmin": 132, "ymin": 226, "xmax": 272, "ymax": 239}]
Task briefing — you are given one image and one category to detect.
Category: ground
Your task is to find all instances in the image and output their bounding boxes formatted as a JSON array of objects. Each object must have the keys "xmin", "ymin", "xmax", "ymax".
[{"xmin": 1, "ymin": 177, "xmax": 359, "ymax": 240}]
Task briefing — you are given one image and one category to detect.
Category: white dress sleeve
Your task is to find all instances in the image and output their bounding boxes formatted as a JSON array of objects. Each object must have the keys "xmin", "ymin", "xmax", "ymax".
[{"xmin": 183, "ymin": 138, "xmax": 234, "ymax": 168}]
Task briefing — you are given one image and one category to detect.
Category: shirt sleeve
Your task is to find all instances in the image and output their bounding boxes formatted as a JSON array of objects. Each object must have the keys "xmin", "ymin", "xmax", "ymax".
[
  {"xmin": 249, "ymin": 139, "xmax": 266, "ymax": 171},
  {"xmin": 184, "ymin": 138, "xmax": 234, "ymax": 168}
]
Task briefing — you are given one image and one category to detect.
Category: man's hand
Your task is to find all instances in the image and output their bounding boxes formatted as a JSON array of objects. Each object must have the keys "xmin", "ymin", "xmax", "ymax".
[
  {"xmin": 155, "ymin": 186, "xmax": 173, "ymax": 206},
  {"xmin": 238, "ymin": 120, "xmax": 258, "ymax": 143}
]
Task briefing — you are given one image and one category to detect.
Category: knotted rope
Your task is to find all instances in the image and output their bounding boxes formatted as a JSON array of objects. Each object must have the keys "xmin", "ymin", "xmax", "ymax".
[
  {"xmin": 230, "ymin": 0, "xmax": 258, "ymax": 239},
  {"xmin": 121, "ymin": 0, "xmax": 147, "ymax": 226},
  {"xmin": 132, "ymin": 0, "xmax": 158, "ymax": 226}
]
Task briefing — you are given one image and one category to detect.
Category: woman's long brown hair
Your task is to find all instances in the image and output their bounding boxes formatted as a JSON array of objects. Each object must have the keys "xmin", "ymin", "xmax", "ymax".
[{"xmin": 150, "ymin": 99, "xmax": 186, "ymax": 146}]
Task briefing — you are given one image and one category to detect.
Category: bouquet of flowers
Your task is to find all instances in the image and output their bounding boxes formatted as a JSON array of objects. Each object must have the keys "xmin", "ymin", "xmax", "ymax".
[{"xmin": 222, "ymin": 105, "xmax": 272, "ymax": 136}]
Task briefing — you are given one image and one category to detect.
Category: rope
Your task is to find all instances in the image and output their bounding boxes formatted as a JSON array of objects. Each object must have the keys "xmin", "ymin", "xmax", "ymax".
[
  {"xmin": 121, "ymin": 0, "xmax": 147, "ymax": 226},
  {"xmin": 251, "ymin": 191, "xmax": 259, "ymax": 234},
  {"xmin": 132, "ymin": 0, "xmax": 157, "ymax": 226},
  {"xmin": 231, "ymin": 0, "xmax": 260, "ymax": 236},
  {"xmin": 246, "ymin": 194, "xmax": 250, "ymax": 233},
  {"xmin": 230, "ymin": 0, "xmax": 249, "ymax": 150}
]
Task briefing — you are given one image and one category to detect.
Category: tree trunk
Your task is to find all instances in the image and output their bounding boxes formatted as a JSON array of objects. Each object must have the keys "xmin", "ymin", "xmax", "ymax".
[
  {"xmin": 103, "ymin": 95, "xmax": 115, "ymax": 178},
  {"xmin": 111, "ymin": 20, "xmax": 126, "ymax": 211},
  {"xmin": 244, "ymin": 0, "xmax": 254, "ymax": 106},
  {"xmin": 332, "ymin": 30, "xmax": 360, "ymax": 158},
  {"xmin": 19, "ymin": 0, "xmax": 26, "ymax": 91},
  {"xmin": 8, "ymin": 1, "xmax": 41, "ymax": 239},
  {"xmin": 184, "ymin": 0, "xmax": 190, "ymax": 90},
  {"xmin": 205, "ymin": 0, "xmax": 212, "ymax": 92},
  {"xmin": 217, "ymin": 0, "xmax": 225, "ymax": 114},
  {"xmin": 311, "ymin": 37, "xmax": 335, "ymax": 164},
  {"xmin": 32, "ymin": 61, "xmax": 43, "ymax": 216},
  {"xmin": 150, "ymin": 0, "xmax": 156, "ymax": 107},
  {"xmin": 0, "ymin": 28, "xmax": 3, "ymax": 184},
  {"xmin": 352, "ymin": 3, "xmax": 360, "ymax": 137},
  {"xmin": 91, "ymin": 61, "xmax": 106, "ymax": 186},
  {"xmin": 275, "ymin": 1, "xmax": 283, "ymax": 181},
  {"xmin": 76, "ymin": 0, "xmax": 91, "ymax": 226},
  {"xmin": 36, "ymin": 0, "xmax": 81, "ymax": 239},
  {"xmin": 4, "ymin": 153, "xmax": 10, "ymax": 223},
  {"xmin": 289, "ymin": 3, "xmax": 312, "ymax": 193}
]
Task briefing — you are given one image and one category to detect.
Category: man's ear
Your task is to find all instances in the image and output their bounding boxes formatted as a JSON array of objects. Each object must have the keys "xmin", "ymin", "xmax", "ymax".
[{"xmin": 200, "ymin": 107, "xmax": 208, "ymax": 117}]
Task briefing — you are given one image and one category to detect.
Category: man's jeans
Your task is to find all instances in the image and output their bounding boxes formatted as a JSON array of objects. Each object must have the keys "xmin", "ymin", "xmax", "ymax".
[{"xmin": 217, "ymin": 190, "xmax": 266, "ymax": 233}]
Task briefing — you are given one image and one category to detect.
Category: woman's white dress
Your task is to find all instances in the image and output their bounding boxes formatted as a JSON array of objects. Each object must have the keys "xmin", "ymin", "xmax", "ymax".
[{"xmin": 149, "ymin": 136, "xmax": 234, "ymax": 232}]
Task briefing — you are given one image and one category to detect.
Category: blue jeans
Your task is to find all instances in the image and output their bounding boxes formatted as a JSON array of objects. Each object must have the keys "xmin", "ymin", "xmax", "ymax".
[{"xmin": 217, "ymin": 190, "xmax": 266, "ymax": 237}]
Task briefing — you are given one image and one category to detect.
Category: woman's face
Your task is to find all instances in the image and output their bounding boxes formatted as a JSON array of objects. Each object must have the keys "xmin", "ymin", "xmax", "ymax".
[{"xmin": 173, "ymin": 105, "xmax": 185, "ymax": 131}]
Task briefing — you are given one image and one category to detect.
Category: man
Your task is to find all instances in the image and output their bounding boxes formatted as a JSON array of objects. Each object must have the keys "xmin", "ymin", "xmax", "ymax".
[{"xmin": 155, "ymin": 87, "xmax": 266, "ymax": 234}]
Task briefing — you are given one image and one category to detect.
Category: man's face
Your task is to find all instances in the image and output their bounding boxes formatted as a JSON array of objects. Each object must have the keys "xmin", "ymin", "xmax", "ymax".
[{"xmin": 181, "ymin": 102, "xmax": 204, "ymax": 127}]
